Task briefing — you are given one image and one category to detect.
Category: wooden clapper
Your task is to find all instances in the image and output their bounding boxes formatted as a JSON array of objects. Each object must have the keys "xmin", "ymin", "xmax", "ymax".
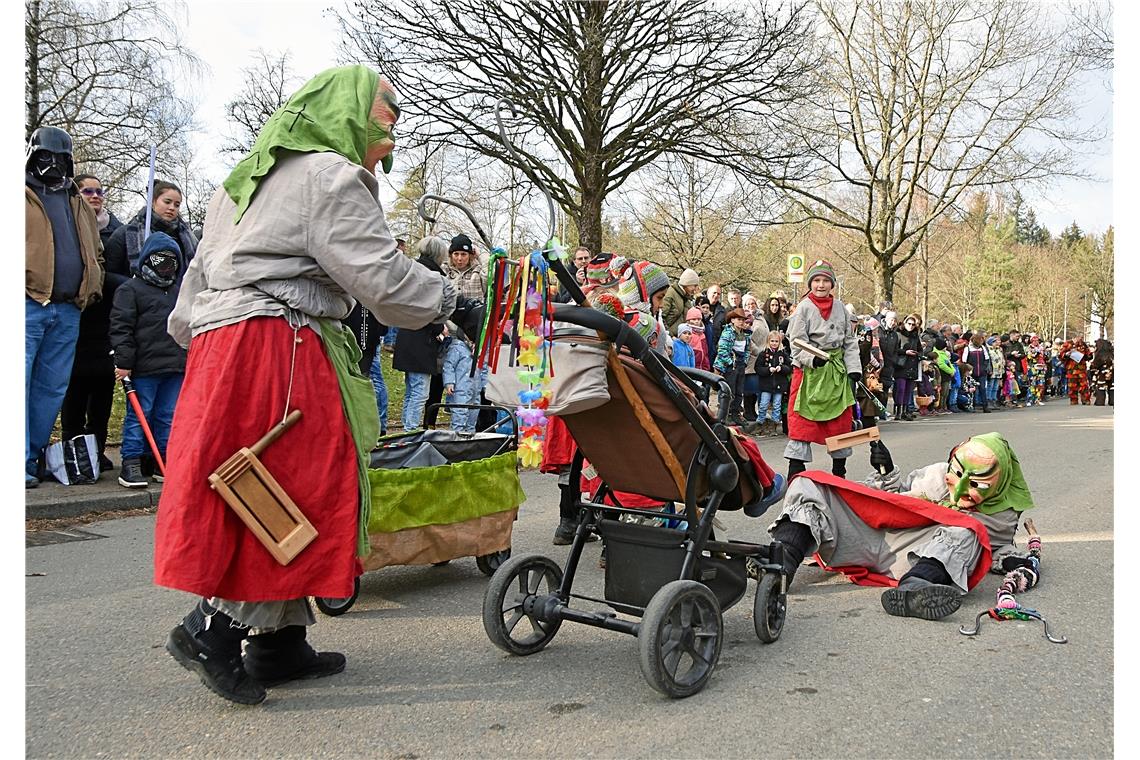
[
  {"xmin": 791, "ymin": 338, "xmax": 881, "ymax": 452},
  {"xmin": 208, "ymin": 410, "xmax": 317, "ymax": 565}
]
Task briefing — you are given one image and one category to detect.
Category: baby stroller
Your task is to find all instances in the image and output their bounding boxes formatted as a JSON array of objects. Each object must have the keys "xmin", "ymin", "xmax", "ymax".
[
  {"xmin": 314, "ymin": 403, "xmax": 520, "ymax": 615},
  {"xmin": 482, "ymin": 298, "xmax": 791, "ymax": 699}
]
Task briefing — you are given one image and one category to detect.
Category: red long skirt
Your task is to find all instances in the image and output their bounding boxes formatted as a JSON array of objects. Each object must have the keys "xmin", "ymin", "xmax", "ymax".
[
  {"xmin": 153, "ymin": 317, "xmax": 360, "ymax": 601},
  {"xmin": 786, "ymin": 367, "xmax": 853, "ymax": 445}
]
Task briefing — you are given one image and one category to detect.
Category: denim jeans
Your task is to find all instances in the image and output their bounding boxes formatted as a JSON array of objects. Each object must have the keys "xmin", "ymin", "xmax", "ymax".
[
  {"xmin": 402, "ymin": 372, "xmax": 430, "ymax": 431},
  {"xmin": 442, "ymin": 339, "xmax": 482, "ymax": 432},
  {"xmin": 121, "ymin": 373, "xmax": 183, "ymax": 460},
  {"xmin": 383, "ymin": 326, "xmax": 398, "ymax": 348},
  {"xmin": 948, "ymin": 381, "xmax": 959, "ymax": 410},
  {"xmin": 987, "ymin": 377, "xmax": 1000, "ymax": 403},
  {"xmin": 370, "ymin": 353, "xmax": 388, "ymax": 435},
  {"xmin": 757, "ymin": 391, "xmax": 783, "ymax": 422},
  {"xmin": 26, "ymin": 299, "xmax": 81, "ymax": 477}
]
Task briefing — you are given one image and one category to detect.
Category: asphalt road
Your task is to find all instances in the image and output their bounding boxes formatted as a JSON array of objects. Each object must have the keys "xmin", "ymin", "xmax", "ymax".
[{"xmin": 25, "ymin": 401, "xmax": 1114, "ymax": 758}]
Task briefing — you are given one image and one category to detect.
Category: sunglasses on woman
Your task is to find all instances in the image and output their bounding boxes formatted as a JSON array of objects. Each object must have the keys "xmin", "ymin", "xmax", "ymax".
[{"xmin": 80, "ymin": 187, "xmax": 105, "ymax": 197}]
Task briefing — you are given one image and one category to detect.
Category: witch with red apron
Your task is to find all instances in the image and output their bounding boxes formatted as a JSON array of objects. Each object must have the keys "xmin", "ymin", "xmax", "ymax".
[
  {"xmin": 155, "ymin": 66, "xmax": 464, "ymax": 705},
  {"xmin": 783, "ymin": 260, "xmax": 862, "ymax": 480}
]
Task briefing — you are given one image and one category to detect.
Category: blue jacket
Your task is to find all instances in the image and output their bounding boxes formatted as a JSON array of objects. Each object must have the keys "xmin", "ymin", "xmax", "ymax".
[{"xmin": 672, "ymin": 339, "xmax": 696, "ymax": 368}]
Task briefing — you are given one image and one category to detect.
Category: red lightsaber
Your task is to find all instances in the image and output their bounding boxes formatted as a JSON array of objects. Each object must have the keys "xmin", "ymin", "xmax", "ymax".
[{"xmin": 121, "ymin": 377, "xmax": 166, "ymax": 476}]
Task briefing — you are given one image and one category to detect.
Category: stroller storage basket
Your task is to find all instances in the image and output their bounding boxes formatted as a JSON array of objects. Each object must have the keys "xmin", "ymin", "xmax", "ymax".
[
  {"xmin": 598, "ymin": 519, "xmax": 687, "ymax": 609},
  {"xmin": 598, "ymin": 519, "xmax": 750, "ymax": 611}
]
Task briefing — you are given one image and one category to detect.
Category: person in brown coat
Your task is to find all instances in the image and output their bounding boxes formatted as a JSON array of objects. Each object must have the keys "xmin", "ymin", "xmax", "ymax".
[{"xmin": 25, "ymin": 126, "xmax": 104, "ymax": 487}]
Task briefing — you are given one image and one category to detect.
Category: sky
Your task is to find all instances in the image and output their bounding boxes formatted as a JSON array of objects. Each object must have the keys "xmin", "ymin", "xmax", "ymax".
[{"xmin": 181, "ymin": 0, "xmax": 1114, "ymax": 236}]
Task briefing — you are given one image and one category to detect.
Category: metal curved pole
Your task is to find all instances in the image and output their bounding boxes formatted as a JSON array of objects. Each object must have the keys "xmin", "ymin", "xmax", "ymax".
[
  {"xmin": 495, "ymin": 98, "xmax": 557, "ymax": 244},
  {"xmin": 416, "ymin": 193, "xmax": 493, "ymax": 250}
]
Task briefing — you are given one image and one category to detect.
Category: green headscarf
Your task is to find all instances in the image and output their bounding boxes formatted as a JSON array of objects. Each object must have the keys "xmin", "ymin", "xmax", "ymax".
[
  {"xmin": 947, "ymin": 432, "xmax": 1035, "ymax": 515},
  {"xmin": 222, "ymin": 65, "xmax": 397, "ymax": 223}
]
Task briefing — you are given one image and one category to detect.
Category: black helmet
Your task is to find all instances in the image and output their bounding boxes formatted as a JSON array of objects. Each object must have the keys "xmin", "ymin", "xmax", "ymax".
[
  {"xmin": 26, "ymin": 126, "xmax": 75, "ymax": 184},
  {"xmin": 27, "ymin": 126, "xmax": 73, "ymax": 157}
]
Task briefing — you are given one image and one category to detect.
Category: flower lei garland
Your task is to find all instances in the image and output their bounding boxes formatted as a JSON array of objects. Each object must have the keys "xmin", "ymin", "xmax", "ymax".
[{"xmin": 475, "ymin": 238, "xmax": 566, "ymax": 468}]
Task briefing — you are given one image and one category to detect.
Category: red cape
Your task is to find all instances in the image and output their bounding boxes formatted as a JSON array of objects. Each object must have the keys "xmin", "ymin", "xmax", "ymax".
[{"xmin": 796, "ymin": 471, "xmax": 992, "ymax": 590}]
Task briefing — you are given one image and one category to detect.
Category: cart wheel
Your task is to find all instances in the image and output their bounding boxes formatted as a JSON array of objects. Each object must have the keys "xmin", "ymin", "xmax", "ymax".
[
  {"xmin": 753, "ymin": 572, "xmax": 786, "ymax": 643},
  {"xmin": 483, "ymin": 553, "xmax": 562, "ymax": 656},
  {"xmin": 638, "ymin": 580, "xmax": 723, "ymax": 698},
  {"xmin": 475, "ymin": 547, "xmax": 512, "ymax": 577},
  {"xmin": 314, "ymin": 577, "xmax": 360, "ymax": 617}
]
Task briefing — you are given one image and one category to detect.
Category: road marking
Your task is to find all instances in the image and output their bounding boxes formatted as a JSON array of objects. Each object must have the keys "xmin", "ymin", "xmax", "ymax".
[{"xmin": 1038, "ymin": 531, "xmax": 1113, "ymax": 543}]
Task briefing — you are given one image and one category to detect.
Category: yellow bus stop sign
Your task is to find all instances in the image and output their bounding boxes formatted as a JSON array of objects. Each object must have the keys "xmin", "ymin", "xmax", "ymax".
[{"xmin": 787, "ymin": 254, "xmax": 805, "ymax": 283}]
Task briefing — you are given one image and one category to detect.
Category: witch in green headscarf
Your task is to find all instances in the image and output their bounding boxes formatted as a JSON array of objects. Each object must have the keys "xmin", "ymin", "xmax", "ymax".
[
  {"xmin": 764, "ymin": 431, "xmax": 1037, "ymax": 623},
  {"xmin": 154, "ymin": 65, "xmax": 467, "ymax": 707}
]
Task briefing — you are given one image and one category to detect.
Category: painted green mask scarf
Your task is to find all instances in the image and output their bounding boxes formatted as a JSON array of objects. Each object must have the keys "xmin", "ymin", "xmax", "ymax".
[
  {"xmin": 222, "ymin": 64, "xmax": 399, "ymax": 223},
  {"xmin": 944, "ymin": 432, "xmax": 1035, "ymax": 515}
]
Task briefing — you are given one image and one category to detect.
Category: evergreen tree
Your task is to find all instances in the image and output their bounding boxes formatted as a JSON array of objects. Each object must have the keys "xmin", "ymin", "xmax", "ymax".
[
  {"xmin": 973, "ymin": 213, "xmax": 1021, "ymax": 329},
  {"xmin": 1060, "ymin": 221, "xmax": 1084, "ymax": 246}
]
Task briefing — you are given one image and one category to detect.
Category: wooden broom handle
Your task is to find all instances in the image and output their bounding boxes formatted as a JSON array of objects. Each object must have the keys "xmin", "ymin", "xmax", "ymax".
[{"xmin": 250, "ymin": 410, "xmax": 303, "ymax": 457}]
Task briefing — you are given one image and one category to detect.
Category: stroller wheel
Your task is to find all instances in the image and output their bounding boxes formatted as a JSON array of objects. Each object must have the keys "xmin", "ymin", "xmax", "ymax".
[
  {"xmin": 753, "ymin": 573, "xmax": 787, "ymax": 643},
  {"xmin": 475, "ymin": 548, "xmax": 512, "ymax": 577},
  {"xmin": 483, "ymin": 554, "xmax": 563, "ymax": 655},
  {"xmin": 638, "ymin": 580, "xmax": 723, "ymax": 699},
  {"xmin": 314, "ymin": 577, "xmax": 361, "ymax": 617}
]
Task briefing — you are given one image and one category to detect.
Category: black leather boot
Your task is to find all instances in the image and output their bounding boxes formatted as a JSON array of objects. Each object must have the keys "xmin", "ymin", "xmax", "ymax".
[
  {"xmin": 243, "ymin": 625, "xmax": 346, "ymax": 688},
  {"xmin": 166, "ymin": 599, "xmax": 265, "ymax": 705},
  {"xmin": 880, "ymin": 558, "xmax": 961, "ymax": 620}
]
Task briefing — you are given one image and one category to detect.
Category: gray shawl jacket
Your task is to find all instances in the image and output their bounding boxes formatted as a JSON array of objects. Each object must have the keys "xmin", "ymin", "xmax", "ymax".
[
  {"xmin": 169, "ymin": 152, "xmax": 455, "ymax": 347},
  {"xmin": 786, "ymin": 297, "xmax": 861, "ymax": 374}
]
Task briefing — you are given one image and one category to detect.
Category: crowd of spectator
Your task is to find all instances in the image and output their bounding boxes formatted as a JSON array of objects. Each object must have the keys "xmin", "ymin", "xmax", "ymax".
[{"xmin": 24, "ymin": 125, "xmax": 1113, "ymax": 491}]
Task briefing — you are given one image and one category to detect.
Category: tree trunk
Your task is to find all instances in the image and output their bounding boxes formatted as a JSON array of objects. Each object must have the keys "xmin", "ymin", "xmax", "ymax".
[
  {"xmin": 874, "ymin": 253, "xmax": 895, "ymax": 305},
  {"xmin": 25, "ymin": 0, "xmax": 41, "ymax": 141},
  {"xmin": 577, "ymin": 191, "xmax": 604, "ymax": 256},
  {"xmin": 575, "ymin": 0, "xmax": 606, "ymax": 256}
]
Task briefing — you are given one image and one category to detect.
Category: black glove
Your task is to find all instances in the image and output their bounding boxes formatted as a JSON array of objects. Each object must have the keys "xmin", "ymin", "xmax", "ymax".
[
  {"xmin": 848, "ymin": 372, "xmax": 862, "ymax": 383},
  {"xmin": 812, "ymin": 356, "xmax": 828, "ymax": 368},
  {"xmin": 869, "ymin": 440, "xmax": 894, "ymax": 474}
]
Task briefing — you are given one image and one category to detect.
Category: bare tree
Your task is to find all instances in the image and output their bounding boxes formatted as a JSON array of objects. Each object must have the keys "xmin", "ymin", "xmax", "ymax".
[
  {"xmin": 1067, "ymin": 0, "xmax": 1113, "ymax": 72},
  {"xmin": 333, "ymin": 0, "xmax": 817, "ymax": 254},
  {"xmin": 222, "ymin": 49, "xmax": 300, "ymax": 158},
  {"xmin": 751, "ymin": 0, "xmax": 1098, "ymax": 303},
  {"xmin": 623, "ymin": 156, "xmax": 749, "ymax": 277},
  {"xmin": 25, "ymin": 0, "xmax": 201, "ymax": 191}
]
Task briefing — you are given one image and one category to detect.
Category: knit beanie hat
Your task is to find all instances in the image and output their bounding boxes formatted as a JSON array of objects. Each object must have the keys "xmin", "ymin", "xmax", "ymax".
[
  {"xmin": 618, "ymin": 260, "xmax": 670, "ymax": 309},
  {"xmin": 586, "ymin": 254, "xmax": 621, "ymax": 288},
  {"xmin": 805, "ymin": 259, "xmax": 837, "ymax": 287},
  {"xmin": 449, "ymin": 233, "xmax": 473, "ymax": 254},
  {"xmin": 686, "ymin": 307, "xmax": 702, "ymax": 321},
  {"xmin": 676, "ymin": 323, "xmax": 694, "ymax": 337},
  {"xmin": 679, "ymin": 268, "xmax": 699, "ymax": 287},
  {"xmin": 608, "ymin": 255, "xmax": 631, "ymax": 283}
]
